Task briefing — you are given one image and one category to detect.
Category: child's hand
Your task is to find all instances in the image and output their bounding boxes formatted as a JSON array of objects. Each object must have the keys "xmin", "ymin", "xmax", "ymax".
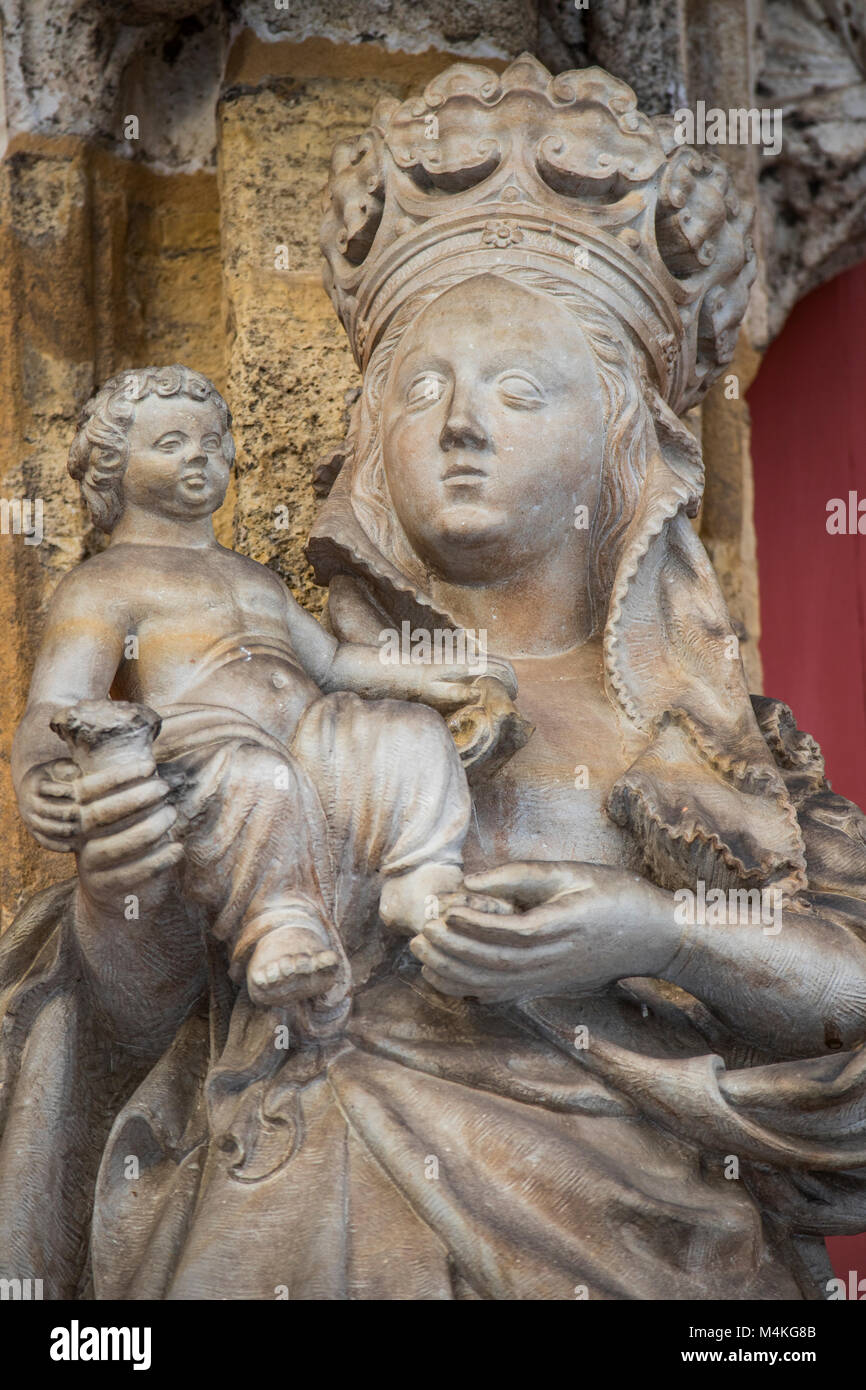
[
  {"xmin": 419, "ymin": 665, "xmax": 483, "ymax": 710},
  {"xmin": 414, "ymin": 655, "xmax": 518, "ymax": 709},
  {"xmin": 447, "ymin": 675, "xmax": 534, "ymax": 780},
  {"xmin": 17, "ymin": 759, "xmax": 81, "ymax": 852}
]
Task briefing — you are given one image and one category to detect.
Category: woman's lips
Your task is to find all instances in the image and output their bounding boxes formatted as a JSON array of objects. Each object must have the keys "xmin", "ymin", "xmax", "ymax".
[{"xmin": 442, "ymin": 463, "xmax": 487, "ymax": 485}]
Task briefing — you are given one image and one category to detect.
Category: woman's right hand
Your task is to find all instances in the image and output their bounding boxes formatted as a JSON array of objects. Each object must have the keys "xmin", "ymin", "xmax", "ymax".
[
  {"xmin": 74, "ymin": 757, "xmax": 183, "ymax": 907},
  {"xmin": 16, "ymin": 759, "xmax": 81, "ymax": 852}
]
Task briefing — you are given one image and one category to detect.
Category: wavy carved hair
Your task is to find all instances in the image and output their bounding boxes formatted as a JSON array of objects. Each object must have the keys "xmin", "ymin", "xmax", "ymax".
[
  {"xmin": 68, "ymin": 364, "xmax": 234, "ymax": 533},
  {"xmin": 347, "ymin": 267, "xmax": 670, "ymax": 632}
]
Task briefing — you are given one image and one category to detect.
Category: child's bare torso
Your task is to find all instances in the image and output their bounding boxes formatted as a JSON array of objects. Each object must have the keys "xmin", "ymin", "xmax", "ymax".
[{"xmin": 104, "ymin": 542, "xmax": 321, "ymax": 746}]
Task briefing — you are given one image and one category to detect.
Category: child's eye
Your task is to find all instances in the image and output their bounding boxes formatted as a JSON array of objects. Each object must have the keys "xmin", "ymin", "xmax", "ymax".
[
  {"xmin": 155, "ymin": 436, "xmax": 183, "ymax": 451},
  {"xmin": 203, "ymin": 437, "xmax": 221, "ymax": 452}
]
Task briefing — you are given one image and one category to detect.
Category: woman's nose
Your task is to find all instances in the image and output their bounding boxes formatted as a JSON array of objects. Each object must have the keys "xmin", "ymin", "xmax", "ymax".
[{"xmin": 439, "ymin": 391, "xmax": 489, "ymax": 452}]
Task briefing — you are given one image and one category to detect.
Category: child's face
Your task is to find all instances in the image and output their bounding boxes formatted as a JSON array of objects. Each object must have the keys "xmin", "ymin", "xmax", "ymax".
[{"xmin": 123, "ymin": 394, "xmax": 231, "ymax": 521}]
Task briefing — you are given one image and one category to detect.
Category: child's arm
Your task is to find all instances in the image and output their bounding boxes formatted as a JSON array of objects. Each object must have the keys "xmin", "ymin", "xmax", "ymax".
[
  {"xmin": 283, "ymin": 588, "xmax": 515, "ymax": 710},
  {"xmin": 12, "ymin": 567, "xmax": 129, "ymax": 850},
  {"xmin": 14, "ymin": 566, "xmax": 207, "ymax": 1044}
]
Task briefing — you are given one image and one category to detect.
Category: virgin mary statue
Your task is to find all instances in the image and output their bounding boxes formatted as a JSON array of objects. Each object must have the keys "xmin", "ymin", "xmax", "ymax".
[
  {"xmin": 2, "ymin": 55, "xmax": 866, "ymax": 1300},
  {"xmin": 307, "ymin": 55, "xmax": 866, "ymax": 1297}
]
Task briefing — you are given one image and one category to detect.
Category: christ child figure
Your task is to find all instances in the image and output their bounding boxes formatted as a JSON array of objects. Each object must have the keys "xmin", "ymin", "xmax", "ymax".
[{"xmin": 12, "ymin": 366, "xmax": 516, "ymax": 1014}]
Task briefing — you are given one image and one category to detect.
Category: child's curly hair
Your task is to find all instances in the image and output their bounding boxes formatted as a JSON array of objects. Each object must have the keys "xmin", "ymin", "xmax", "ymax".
[{"xmin": 68, "ymin": 365, "xmax": 235, "ymax": 532}]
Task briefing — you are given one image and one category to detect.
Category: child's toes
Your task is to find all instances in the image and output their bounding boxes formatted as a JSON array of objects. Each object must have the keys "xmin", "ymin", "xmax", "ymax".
[
  {"xmin": 280, "ymin": 950, "xmax": 338, "ymax": 979},
  {"xmin": 247, "ymin": 944, "xmax": 340, "ymax": 1007}
]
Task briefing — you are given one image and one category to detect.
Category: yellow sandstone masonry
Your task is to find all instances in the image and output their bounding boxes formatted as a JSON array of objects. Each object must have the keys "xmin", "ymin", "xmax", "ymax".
[
  {"xmin": 215, "ymin": 37, "xmax": 510, "ymax": 613},
  {"xmin": 698, "ymin": 334, "xmax": 764, "ymax": 695},
  {"xmin": 0, "ymin": 134, "xmax": 224, "ymax": 913},
  {"xmin": 684, "ymin": 0, "xmax": 766, "ymax": 695}
]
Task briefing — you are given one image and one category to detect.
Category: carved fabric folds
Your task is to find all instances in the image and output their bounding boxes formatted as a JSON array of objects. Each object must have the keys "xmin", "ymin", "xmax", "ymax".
[
  {"xmin": 0, "ymin": 692, "xmax": 471, "ymax": 1298},
  {"xmin": 303, "ymin": 431, "xmax": 866, "ymax": 1279},
  {"xmin": 2, "ymin": 702, "xmax": 865, "ymax": 1297},
  {"xmin": 308, "ymin": 402, "xmax": 808, "ymax": 898}
]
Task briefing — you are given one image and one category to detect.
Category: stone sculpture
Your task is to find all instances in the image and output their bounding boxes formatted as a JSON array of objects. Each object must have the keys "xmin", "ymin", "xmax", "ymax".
[
  {"xmin": 2, "ymin": 54, "xmax": 866, "ymax": 1301},
  {"xmin": 13, "ymin": 364, "xmax": 524, "ymax": 1028}
]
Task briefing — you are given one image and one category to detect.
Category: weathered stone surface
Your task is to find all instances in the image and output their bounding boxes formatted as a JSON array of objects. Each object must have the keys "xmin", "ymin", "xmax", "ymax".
[
  {"xmin": 216, "ymin": 70, "xmax": 371, "ymax": 612},
  {"xmin": 5, "ymin": 53, "xmax": 866, "ymax": 1304},
  {"xmin": 0, "ymin": 134, "xmax": 223, "ymax": 915},
  {"xmin": 0, "ymin": 137, "xmax": 100, "ymax": 922},
  {"xmin": 117, "ymin": 6, "xmax": 226, "ymax": 170},
  {"xmin": 0, "ymin": 0, "xmax": 220, "ymax": 158},
  {"xmin": 757, "ymin": 0, "xmax": 866, "ymax": 339},
  {"xmin": 698, "ymin": 334, "xmax": 765, "ymax": 695},
  {"xmin": 237, "ymin": 0, "xmax": 537, "ymax": 57},
  {"xmin": 216, "ymin": 35, "xmax": 513, "ymax": 613},
  {"xmin": 538, "ymin": 0, "xmax": 687, "ymax": 110}
]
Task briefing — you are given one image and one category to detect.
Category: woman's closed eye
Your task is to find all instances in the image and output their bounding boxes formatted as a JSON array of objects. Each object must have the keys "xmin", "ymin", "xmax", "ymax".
[
  {"xmin": 406, "ymin": 372, "xmax": 447, "ymax": 410},
  {"xmin": 497, "ymin": 372, "xmax": 546, "ymax": 410}
]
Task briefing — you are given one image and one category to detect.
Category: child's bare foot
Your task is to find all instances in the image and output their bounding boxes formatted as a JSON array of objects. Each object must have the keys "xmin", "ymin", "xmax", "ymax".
[
  {"xmin": 247, "ymin": 920, "xmax": 339, "ymax": 1007},
  {"xmin": 379, "ymin": 862, "xmax": 464, "ymax": 936}
]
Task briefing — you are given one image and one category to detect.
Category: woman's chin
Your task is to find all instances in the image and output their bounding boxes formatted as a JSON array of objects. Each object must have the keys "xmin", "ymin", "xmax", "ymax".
[
  {"xmin": 414, "ymin": 511, "xmax": 522, "ymax": 575},
  {"xmin": 416, "ymin": 503, "xmax": 512, "ymax": 559}
]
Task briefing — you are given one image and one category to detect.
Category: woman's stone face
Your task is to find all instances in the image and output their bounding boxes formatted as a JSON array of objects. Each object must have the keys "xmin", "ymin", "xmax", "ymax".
[{"xmin": 381, "ymin": 276, "xmax": 604, "ymax": 583}]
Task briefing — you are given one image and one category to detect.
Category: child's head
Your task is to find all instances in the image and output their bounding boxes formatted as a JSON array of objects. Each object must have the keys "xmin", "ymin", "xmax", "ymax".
[{"xmin": 69, "ymin": 365, "xmax": 235, "ymax": 532}]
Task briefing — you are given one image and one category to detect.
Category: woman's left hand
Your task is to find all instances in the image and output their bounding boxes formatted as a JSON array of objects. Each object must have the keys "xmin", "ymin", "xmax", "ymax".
[{"xmin": 410, "ymin": 860, "xmax": 681, "ymax": 1002}]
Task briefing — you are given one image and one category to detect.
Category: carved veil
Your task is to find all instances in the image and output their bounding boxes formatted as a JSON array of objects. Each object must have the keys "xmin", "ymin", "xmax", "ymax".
[{"xmin": 310, "ymin": 54, "xmax": 809, "ymax": 900}]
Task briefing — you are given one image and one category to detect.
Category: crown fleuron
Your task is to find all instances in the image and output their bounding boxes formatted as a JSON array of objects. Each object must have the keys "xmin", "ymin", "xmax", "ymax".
[{"xmin": 320, "ymin": 53, "xmax": 756, "ymax": 415}]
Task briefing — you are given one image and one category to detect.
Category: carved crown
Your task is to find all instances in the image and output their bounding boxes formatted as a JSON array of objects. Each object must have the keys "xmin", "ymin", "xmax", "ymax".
[{"xmin": 320, "ymin": 53, "xmax": 755, "ymax": 415}]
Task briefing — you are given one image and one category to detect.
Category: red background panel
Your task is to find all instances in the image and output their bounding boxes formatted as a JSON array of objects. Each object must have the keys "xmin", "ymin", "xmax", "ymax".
[{"xmin": 749, "ymin": 260, "xmax": 866, "ymax": 1290}]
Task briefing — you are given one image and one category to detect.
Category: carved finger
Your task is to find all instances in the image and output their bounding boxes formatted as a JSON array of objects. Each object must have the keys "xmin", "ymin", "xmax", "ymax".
[
  {"xmin": 431, "ymin": 681, "xmax": 486, "ymax": 708},
  {"xmin": 46, "ymin": 758, "xmax": 79, "ymax": 782},
  {"xmin": 439, "ymin": 903, "xmax": 543, "ymax": 945},
  {"xmin": 75, "ymin": 758, "xmax": 158, "ymax": 805},
  {"xmin": 80, "ymin": 804, "xmax": 177, "ymax": 870},
  {"xmin": 29, "ymin": 812, "xmax": 78, "ymax": 839},
  {"xmin": 78, "ymin": 778, "xmax": 170, "ymax": 835},
  {"xmin": 442, "ymin": 901, "xmax": 578, "ymax": 946},
  {"xmin": 436, "ymin": 890, "xmax": 512, "ymax": 916},
  {"xmin": 411, "ymin": 934, "xmax": 502, "ymax": 989},
  {"xmin": 419, "ymin": 919, "xmax": 563, "ymax": 972},
  {"xmin": 29, "ymin": 828, "xmax": 75, "ymax": 854},
  {"xmin": 432, "ymin": 664, "xmax": 475, "ymax": 681},
  {"xmin": 418, "ymin": 962, "xmax": 503, "ymax": 1001},
  {"xmin": 418, "ymin": 961, "xmax": 478, "ymax": 997},
  {"xmin": 480, "ymin": 658, "xmax": 518, "ymax": 698},
  {"xmin": 86, "ymin": 839, "xmax": 184, "ymax": 896},
  {"xmin": 419, "ymin": 919, "xmax": 511, "ymax": 967},
  {"xmin": 464, "ymin": 861, "xmax": 590, "ymax": 909},
  {"xmin": 38, "ymin": 780, "xmax": 78, "ymax": 800},
  {"xmin": 420, "ymin": 965, "xmax": 471, "ymax": 997},
  {"xmin": 33, "ymin": 795, "xmax": 79, "ymax": 823}
]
